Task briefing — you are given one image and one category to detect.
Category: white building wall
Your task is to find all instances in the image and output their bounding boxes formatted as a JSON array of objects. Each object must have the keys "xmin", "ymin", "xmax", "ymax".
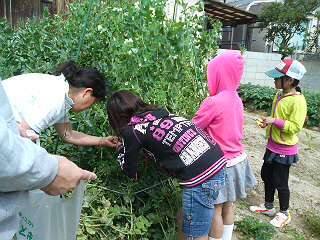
[
  {"xmin": 300, "ymin": 60, "xmax": 320, "ymax": 91},
  {"xmin": 217, "ymin": 49, "xmax": 320, "ymax": 92}
]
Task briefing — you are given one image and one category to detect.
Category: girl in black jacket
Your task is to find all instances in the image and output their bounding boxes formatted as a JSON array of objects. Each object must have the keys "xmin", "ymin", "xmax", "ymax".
[{"xmin": 107, "ymin": 90, "xmax": 226, "ymax": 239}]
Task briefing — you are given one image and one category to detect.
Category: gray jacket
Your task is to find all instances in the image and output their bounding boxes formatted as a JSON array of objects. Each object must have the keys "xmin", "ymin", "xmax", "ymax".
[{"xmin": 0, "ymin": 83, "xmax": 58, "ymax": 240}]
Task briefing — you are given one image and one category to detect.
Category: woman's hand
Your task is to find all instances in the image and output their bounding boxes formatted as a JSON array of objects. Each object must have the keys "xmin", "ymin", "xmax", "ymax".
[
  {"xmin": 41, "ymin": 156, "xmax": 97, "ymax": 196},
  {"xmin": 100, "ymin": 136, "xmax": 121, "ymax": 148},
  {"xmin": 19, "ymin": 121, "xmax": 40, "ymax": 143}
]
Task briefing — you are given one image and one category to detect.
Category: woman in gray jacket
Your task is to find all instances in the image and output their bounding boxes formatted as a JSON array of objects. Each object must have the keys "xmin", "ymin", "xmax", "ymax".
[{"xmin": 0, "ymin": 83, "xmax": 96, "ymax": 240}]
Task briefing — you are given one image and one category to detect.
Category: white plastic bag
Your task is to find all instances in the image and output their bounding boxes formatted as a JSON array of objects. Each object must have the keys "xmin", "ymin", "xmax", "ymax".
[{"xmin": 16, "ymin": 181, "xmax": 86, "ymax": 240}]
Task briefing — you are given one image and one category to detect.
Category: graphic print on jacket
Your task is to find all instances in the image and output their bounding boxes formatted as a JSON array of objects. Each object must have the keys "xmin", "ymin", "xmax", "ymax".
[{"xmin": 117, "ymin": 108, "xmax": 226, "ymax": 187}]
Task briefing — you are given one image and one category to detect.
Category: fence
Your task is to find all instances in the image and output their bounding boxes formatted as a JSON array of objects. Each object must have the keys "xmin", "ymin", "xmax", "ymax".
[{"xmin": 0, "ymin": 0, "xmax": 75, "ymax": 25}]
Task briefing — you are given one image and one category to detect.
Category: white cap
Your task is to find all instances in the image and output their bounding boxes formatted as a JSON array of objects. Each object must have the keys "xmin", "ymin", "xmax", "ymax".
[{"xmin": 265, "ymin": 59, "xmax": 306, "ymax": 81}]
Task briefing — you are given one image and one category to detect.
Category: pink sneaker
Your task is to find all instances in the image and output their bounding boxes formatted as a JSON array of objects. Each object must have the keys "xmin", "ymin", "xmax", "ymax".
[{"xmin": 270, "ymin": 212, "xmax": 291, "ymax": 228}]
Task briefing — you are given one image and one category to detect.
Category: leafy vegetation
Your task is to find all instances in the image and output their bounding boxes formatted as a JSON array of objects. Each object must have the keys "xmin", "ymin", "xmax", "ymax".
[
  {"xmin": 304, "ymin": 211, "xmax": 320, "ymax": 238},
  {"xmin": 239, "ymin": 83, "xmax": 276, "ymax": 113},
  {"xmin": 258, "ymin": 0, "xmax": 320, "ymax": 58},
  {"xmin": 282, "ymin": 227, "xmax": 306, "ymax": 240},
  {"xmin": 235, "ymin": 216, "xmax": 276, "ymax": 240},
  {"xmin": 239, "ymin": 83, "xmax": 320, "ymax": 128},
  {"xmin": 0, "ymin": 0, "xmax": 221, "ymax": 239}
]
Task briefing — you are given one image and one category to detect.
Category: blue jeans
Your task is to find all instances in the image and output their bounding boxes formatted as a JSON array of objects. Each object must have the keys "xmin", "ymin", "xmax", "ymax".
[{"xmin": 182, "ymin": 169, "xmax": 226, "ymax": 238}]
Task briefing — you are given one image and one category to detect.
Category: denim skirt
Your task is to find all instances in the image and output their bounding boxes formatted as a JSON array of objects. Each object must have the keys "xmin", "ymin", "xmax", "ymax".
[{"xmin": 182, "ymin": 168, "xmax": 226, "ymax": 238}]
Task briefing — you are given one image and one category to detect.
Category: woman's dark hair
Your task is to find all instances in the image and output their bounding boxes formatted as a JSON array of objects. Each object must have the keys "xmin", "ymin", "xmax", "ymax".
[
  {"xmin": 107, "ymin": 90, "xmax": 158, "ymax": 136},
  {"xmin": 55, "ymin": 60, "xmax": 107, "ymax": 100}
]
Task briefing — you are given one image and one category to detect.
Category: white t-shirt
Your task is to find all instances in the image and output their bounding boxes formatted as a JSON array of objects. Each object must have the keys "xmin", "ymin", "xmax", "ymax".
[{"xmin": 2, "ymin": 73, "xmax": 72, "ymax": 133}]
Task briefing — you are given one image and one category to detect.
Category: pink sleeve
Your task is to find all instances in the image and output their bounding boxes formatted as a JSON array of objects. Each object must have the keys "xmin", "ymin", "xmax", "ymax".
[
  {"xmin": 273, "ymin": 119, "xmax": 285, "ymax": 129},
  {"xmin": 192, "ymin": 97, "xmax": 217, "ymax": 130}
]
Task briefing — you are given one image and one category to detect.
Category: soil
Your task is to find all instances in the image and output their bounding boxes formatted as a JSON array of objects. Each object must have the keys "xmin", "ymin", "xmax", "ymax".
[{"xmin": 233, "ymin": 112, "xmax": 320, "ymax": 240}]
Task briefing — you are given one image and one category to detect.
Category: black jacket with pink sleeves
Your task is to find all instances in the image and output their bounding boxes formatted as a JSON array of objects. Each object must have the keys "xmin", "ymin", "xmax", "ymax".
[{"xmin": 117, "ymin": 108, "xmax": 226, "ymax": 187}]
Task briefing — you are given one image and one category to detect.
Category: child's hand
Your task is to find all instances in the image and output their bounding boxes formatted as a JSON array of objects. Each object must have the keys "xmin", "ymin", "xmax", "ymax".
[
  {"xmin": 142, "ymin": 150, "xmax": 153, "ymax": 170},
  {"xmin": 256, "ymin": 118, "xmax": 267, "ymax": 128},
  {"xmin": 262, "ymin": 117, "xmax": 276, "ymax": 125},
  {"xmin": 256, "ymin": 116, "xmax": 275, "ymax": 128}
]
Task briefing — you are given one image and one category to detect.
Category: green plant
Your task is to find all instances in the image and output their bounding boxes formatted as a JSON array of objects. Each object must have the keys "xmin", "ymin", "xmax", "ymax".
[
  {"xmin": 0, "ymin": 0, "xmax": 221, "ymax": 239},
  {"xmin": 239, "ymin": 83, "xmax": 276, "ymax": 113},
  {"xmin": 303, "ymin": 91, "xmax": 320, "ymax": 127},
  {"xmin": 282, "ymin": 227, "xmax": 305, "ymax": 240},
  {"xmin": 236, "ymin": 217, "xmax": 276, "ymax": 240},
  {"xmin": 240, "ymin": 43, "xmax": 247, "ymax": 55},
  {"xmin": 304, "ymin": 211, "xmax": 320, "ymax": 238}
]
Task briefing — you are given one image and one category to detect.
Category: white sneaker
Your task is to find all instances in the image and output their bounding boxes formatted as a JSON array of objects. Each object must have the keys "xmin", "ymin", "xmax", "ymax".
[
  {"xmin": 270, "ymin": 212, "xmax": 291, "ymax": 228},
  {"xmin": 249, "ymin": 204, "xmax": 277, "ymax": 217}
]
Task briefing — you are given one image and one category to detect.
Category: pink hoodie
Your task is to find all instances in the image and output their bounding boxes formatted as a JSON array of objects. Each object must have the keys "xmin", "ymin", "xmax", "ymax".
[{"xmin": 193, "ymin": 51, "xmax": 245, "ymax": 165}]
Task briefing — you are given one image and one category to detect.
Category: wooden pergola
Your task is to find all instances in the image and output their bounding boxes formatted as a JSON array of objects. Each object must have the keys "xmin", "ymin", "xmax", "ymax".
[{"xmin": 205, "ymin": 0, "xmax": 257, "ymax": 27}]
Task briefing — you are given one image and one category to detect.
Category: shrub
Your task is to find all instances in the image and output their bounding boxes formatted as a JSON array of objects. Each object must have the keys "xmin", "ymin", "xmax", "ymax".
[
  {"xmin": 236, "ymin": 216, "xmax": 276, "ymax": 240},
  {"xmin": 239, "ymin": 83, "xmax": 276, "ymax": 113},
  {"xmin": 304, "ymin": 211, "xmax": 320, "ymax": 237},
  {"xmin": 239, "ymin": 83, "xmax": 320, "ymax": 128},
  {"xmin": 0, "ymin": 0, "xmax": 221, "ymax": 239}
]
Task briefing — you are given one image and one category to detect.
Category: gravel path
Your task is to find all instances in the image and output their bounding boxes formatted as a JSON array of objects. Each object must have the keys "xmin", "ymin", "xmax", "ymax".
[{"xmin": 232, "ymin": 112, "xmax": 320, "ymax": 239}]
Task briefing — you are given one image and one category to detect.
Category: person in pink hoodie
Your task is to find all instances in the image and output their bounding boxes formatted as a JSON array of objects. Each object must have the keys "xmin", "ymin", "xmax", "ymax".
[{"xmin": 193, "ymin": 50, "xmax": 256, "ymax": 240}]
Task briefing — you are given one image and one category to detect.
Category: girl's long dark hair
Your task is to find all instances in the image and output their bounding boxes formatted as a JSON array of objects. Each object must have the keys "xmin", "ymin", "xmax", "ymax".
[
  {"xmin": 281, "ymin": 77, "xmax": 302, "ymax": 93},
  {"xmin": 293, "ymin": 79, "xmax": 301, "ymax": 93},
  {"xmin": 55, "ymin": 60, "xmax": 107, "ymax": 99},
  {"xmin": 107, "ymin": 90, "xmax": 158, "ymax": 136}
]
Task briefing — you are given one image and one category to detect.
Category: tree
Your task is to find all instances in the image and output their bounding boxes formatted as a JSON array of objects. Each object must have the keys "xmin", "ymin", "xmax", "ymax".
[
  {"xmin": 259, "ymin": 0, "xmax": 320, "ymax": 58},
  {"xmin": 305, "ymin": 10, "xmax": 320, "ymax": 54}
]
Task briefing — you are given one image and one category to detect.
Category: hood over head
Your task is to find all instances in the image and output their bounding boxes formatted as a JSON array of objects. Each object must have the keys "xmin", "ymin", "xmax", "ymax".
[{"xmin": 207, "ymin": 50, "xmax": 244, "ymax": 96}]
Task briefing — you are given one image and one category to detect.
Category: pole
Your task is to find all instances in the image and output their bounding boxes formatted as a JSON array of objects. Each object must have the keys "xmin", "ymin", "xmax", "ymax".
[
  {"xmin": 9, "ymin": 0, "xmax": 12, "ymax": 26},
  {"xmin": 230, "ymin": 26, "xmax": 234, "ymax": 49}
]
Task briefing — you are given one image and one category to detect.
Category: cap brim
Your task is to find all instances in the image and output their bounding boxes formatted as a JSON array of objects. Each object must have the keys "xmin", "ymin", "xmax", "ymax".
[{"xmin": 265, "ymin": 69, "xmax": 285, "ymax": 79}]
